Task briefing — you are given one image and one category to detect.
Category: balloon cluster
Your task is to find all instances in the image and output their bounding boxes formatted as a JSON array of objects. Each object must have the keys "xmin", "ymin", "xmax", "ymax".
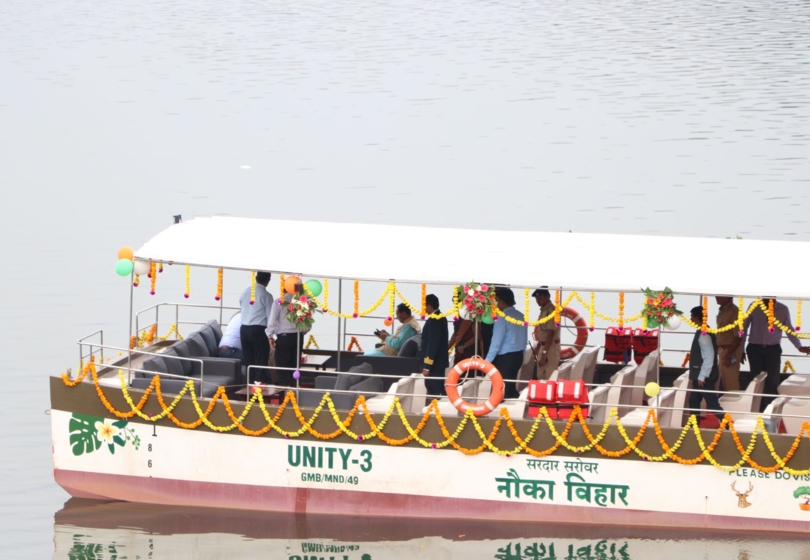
[
  {"xmin": 115, "ymin": 247, "xmax": 135, "ymax": 276},
  {"xmin": 285, "ymin": 276, "xmax": 323, "ymax": 297}
]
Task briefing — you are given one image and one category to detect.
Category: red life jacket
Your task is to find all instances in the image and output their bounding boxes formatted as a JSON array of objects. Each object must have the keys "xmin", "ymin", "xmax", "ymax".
[
  {"xmin": 632, "ymin": 328, "xmax": 659, "ymax": 365},
  {"xmin": 604, "ymin": 326, "xmax": 632, "ymax": 364},
  {"xmin": 527, "ymin": 379, "xmax": 589, "ymax": 419}
]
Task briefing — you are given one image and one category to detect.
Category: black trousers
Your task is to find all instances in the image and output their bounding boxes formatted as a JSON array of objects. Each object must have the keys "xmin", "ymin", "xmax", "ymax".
[
  {"xmin": 688, "ymin": 378, "xmax": 722, "ymax": 417},
  {"xmin": 747, "ymin": 344, "xmax": 782, "ymax": 411},
  {"xmin": 275, "ymin": 332, "xmax": 304, "ymax": 387},
  {"xmin": 425, "ymin": 372, "xmax": 447, "ymax": 398},
  {"xmin": 240, "ymin": 325, "xmax": 270, "ymax": 383},
  {"xmin": 493, "ymin": 350, "xmax": 523, "ymax": 399}
]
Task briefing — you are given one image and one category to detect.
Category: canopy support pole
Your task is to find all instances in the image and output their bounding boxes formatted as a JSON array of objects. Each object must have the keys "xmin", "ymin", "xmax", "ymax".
[
  {"xmin": 337, "ymin": 278, "xmax": 343, "ymax": 371},
  {"xmin": 127, "ymin": 268, "xmax": 134, "ymax": 386}
]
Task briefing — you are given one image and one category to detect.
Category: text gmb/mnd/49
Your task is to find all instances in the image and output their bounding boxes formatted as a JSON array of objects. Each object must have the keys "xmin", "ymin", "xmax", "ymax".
[{"xmin": 287, "ymin": 444, "xmax": 372, "ymax": 472}]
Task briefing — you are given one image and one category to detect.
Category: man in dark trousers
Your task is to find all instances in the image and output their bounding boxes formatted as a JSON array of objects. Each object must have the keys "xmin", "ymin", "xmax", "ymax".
[
  {"xmin": 239, "ymin": 271, "xmax": 273, "ymax": 383},
  {"xmin": 688, "ymin": 306, "xmax": 723, "ymax": 420},
  {"xmin": 420, "ymin": 294, "xmax": 449, "ymax": 397}
]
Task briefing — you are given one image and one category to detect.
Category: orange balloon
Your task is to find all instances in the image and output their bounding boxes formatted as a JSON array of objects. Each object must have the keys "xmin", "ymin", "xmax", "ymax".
[
  {"xmin": 384, "ymin": 318, "xmax": 393, "ymax": 327},
  {"xmin": 284, "ymin": 275, "xmax": 301, "ymax": 294},
  {"xmin": 117, "ymin": 246, "xmax": 134, "ymax": 261}
]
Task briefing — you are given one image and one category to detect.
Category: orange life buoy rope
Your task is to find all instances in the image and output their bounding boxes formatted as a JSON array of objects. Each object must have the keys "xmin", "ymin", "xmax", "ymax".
[{"xmin": 445, "ymin": 357, "xmax": 505, "ymax": 417}]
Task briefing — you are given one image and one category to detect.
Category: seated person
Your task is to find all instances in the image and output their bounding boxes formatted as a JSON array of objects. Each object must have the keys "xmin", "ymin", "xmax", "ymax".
[
  {"xmin": 217, "ymin": 312, "xmax": 244, "ymax": 364},
  {"xmin": 365, "ymin": 304, "xmax": 421, "ymax": 357}
]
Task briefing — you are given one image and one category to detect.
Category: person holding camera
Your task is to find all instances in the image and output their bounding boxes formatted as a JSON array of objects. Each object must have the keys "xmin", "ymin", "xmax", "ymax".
[{"xmin": 364, "ymin": 303, "xmax": 421, "ymax": 357}]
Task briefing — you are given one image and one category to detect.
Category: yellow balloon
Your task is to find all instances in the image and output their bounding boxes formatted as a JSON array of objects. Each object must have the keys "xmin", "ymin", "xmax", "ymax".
[{"xmin": 645, "ymin": 382, "xmax": 661, "ymax": 398}]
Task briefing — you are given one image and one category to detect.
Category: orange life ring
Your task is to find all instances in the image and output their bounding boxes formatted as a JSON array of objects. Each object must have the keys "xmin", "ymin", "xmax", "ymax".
[
  {"xmin": 533, "ymin": 306, "xmax": 589, "ymax": 361},
  {"xmin": 445, "ymin": 358, "xmax": 505, "ymax": 416}
]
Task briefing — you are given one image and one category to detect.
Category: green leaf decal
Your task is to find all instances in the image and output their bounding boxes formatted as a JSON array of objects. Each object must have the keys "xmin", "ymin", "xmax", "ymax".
[
  {"xmin": 108, "ymin": 443, "xmax": 115, "ymax": 454},
  {"xmin": 69, "ymin": 414, "xmax": 102, "ymax": 456},
  {"xmin": 113, "ymin": 435, "xmax": 126, "ymax": 447}
]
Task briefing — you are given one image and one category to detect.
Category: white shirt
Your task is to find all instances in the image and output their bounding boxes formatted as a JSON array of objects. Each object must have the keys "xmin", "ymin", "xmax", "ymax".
[
  {"xmin": 698, "ymin": 334, "xmax": 715, "ymax": 382},
  {"xmin": 239, "ymin": 284, "xmax": 274, "ymax": 326},
  {"xmin": 219, "ymin": 313, "xmax": 242, "ymax": 349},
  {"xmin": 266, "ymin": 294, "xmax": 312, "ymax": 338}
]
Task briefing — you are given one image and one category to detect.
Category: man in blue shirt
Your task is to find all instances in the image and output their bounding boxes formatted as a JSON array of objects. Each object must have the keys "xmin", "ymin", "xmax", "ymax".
[{"xmin": 485, "ymin": 287, "xmax": 528, "ymax": 399}]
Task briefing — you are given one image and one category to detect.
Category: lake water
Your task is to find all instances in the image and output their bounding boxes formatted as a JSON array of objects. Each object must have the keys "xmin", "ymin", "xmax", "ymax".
[{"xmin": 2, "ymin": 1, "xmax": 809, "ymax": 558}]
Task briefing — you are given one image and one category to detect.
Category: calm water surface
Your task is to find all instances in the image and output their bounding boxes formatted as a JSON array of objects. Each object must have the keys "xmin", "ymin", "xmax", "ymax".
[{"xmin": 1, "ymin": 1, "xmax": 809, "ymax": 558}]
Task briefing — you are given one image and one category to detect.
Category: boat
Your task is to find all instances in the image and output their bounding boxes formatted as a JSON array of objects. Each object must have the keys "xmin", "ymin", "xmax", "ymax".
[{"xmin": 50, "ymin": 216, "xmax": 810, "ymax": 534}]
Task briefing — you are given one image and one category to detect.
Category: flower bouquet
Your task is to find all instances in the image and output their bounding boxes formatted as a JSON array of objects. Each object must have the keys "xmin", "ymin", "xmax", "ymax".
[
  {"xmin": 461, "ymin": 282, "xmax": 496, "ymax": 323},
  {"xmin": 284, "ymin": 294, "xmax": 320, "ymax": 331},
  {"xmin": 641, "ymin": 287, "xmax": 680, "ymax": 329}
]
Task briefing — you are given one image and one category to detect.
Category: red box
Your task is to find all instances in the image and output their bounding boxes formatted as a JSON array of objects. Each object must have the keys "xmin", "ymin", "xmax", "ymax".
[
  {"xmin": 604, "ymin": 326, "xmax": 632, "ymax": 363},
  {"xmin": 555, "ymin": 380, "xmax": 589, "ymax": 419},
  {"xmin": 632, "ymin": 328, "xmax": 659, "ymax": 365},
  {"xmin": 528, "ymin": 380, "xmax": 557, "ymax": 405}
]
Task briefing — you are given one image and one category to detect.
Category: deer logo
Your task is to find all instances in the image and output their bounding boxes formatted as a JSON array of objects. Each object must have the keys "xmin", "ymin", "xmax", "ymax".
[{"xmin": 732, "ymin": 482, "xmax": 753, "ymax": 508}]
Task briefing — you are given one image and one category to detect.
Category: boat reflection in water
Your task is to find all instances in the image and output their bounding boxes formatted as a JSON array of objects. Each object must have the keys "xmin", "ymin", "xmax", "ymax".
[{"xmin": 54, "ymin": 499, "xmax": 807, "ymax": 560}]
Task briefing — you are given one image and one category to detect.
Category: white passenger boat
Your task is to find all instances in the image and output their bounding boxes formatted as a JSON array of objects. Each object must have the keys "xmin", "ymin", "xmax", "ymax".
[{"xmin": 50, "ymin": 217, "xmax": 810, "ymax": 534}]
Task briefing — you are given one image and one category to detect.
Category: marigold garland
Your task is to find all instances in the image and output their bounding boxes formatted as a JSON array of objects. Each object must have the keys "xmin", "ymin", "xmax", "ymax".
[
  {"xmin": 554, "ymin": 290, "xmax": 562, "ymax": 326},
  {"xmin": 250, "ymin": 272, "xmax": 256, "ymax": 305},
  {"xmin": 797, "ymin": 300, "xmax": 803, "ymax": 332},
  {"xmin": 150, "ymin": 262, "xmax": 157, "ymax": 295},
  {"xmin": 768, "ymin": 298, "xmax": 775, "ymax": 333},
  {"xmin": 279, "ymin": 274, "xmax": 286, "ymax": 302},
  {"xmin": 133, "ymin": 274, "xmax": 140, "ymax": 288},
  {"xmin": 523, "ymin": 288, "xmax": 531, "ymax": 327},
  {"xmin": 215, "ymin": 268, "xmax": 223, "ymax": 301},
  {"xmin": 388, "ymin": 284, "xmax": 396, "ymax": 322},
  {"xmin": 347, "ymin": 336, "xmax": 363, "ymax": 352},
  {"xmin": 395, "ymin": 285, "xmax": 461, "ymax": 320},
  {"xmin": 784, "ymin": 360, "xmax": 796, "ymax": 374},
  {"xmin": 755, "ymin": 300, "xmax": 810, "ymax": 339},
  {"xmin": 618, "ymin": 292, "xmax": 625, "ymax": 329},
  {"xmin": 184, "ymin": 265, "xmax": 190, "ymax": 299},
  {"xmin": 702, "ymin": 296, "xmax": 708, "ymax": 335},
  {"xmin": 353, "ymin": 280, "xmax": 360, "ymax": 318},
  {"xmin": 60, "ymin": 363, "xmax": 810, "ymax": 475},
  {"xmin": 420, "ymin": 283, "xmax": 427, "ymax": 319},
  {"xmin": 738, "ymin": 297, "xmax": 745, "ymax": 336},
  {"xmin": 304, "ymin": 335, "xmax": 320, "ymax": 349},
  {"xmin": 589, "ymin": 292, "xmax": 595, "ymax": 331}
]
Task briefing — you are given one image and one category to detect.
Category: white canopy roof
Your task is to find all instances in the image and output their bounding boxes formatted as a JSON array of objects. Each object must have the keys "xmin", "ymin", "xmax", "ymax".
[{"xmin": 135, "ymin": 216, "xmax": 809, "ymax": 299}]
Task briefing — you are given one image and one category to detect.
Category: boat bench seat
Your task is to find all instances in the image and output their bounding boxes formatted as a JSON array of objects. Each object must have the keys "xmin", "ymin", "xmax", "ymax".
[
  {"xmin": 132, "ymin": 319, "xmax": 238, "ymax": 398},
  {"xmin": 299, "ymin": 362, "xmax": 384, "ymax": 410}
]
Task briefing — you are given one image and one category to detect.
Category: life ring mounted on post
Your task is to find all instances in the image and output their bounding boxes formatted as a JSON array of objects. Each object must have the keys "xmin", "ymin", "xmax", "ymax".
[
  {"xmin": 445, "ymin": 358, "xmax": 505, "ymax": 417},
  {"xmin": 533, "ymin": 306, "xmax": 589, "ymax": 361}
]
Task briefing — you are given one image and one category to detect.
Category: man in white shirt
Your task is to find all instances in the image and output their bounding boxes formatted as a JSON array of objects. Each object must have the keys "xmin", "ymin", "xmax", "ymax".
[
  {"xmin": 267, "ymin": 293, "xmax": 311, "ymax": 386},
  {"xmin": 239, "ymin": 271, "xmax": 273, "ymax": 382},
  {"xmin": 217, "ymin": 312, "xmax": 243, "ymax": 363}
]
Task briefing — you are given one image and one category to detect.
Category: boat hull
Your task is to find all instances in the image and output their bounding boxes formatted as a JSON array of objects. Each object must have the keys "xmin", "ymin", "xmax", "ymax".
[
  {"xmin": 54, "ymin": 467, "xmax": 810, "ymax": 534},
  {"xmin": 51, "ymin": 397, "xmax": 810, "ymax": 535}
]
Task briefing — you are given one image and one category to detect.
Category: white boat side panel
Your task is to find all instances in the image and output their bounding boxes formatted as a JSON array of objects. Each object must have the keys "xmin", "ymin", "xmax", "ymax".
[{"xmin": 52, "ymin": 410, "xmax": 810, "ymax": 524}]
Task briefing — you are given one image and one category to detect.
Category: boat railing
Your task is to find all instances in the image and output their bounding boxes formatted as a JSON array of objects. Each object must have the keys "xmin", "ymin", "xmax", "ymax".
[
  {"xmin": 134, "ymin": 301, "xmax": 239, "ymax": 342},
  {"xmin": 77, "ymin": 329, "xmax": 104, "ymax": 369},
  {"xmin": 71, "ymin": 328, "xmax": 810, "ymax": 430}
]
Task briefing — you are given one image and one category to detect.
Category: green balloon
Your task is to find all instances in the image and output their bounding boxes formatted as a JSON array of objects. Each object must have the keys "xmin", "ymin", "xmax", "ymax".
[
  {"xmin": 305, "ymin": 279, "xmax": 323, "ymax": 297},
  {"xmin": 115, "ymin": 258, "xmax": 134, "ymax": 277},
  {"xmin": 481, "ymin": 314, "xmax": 495, "ymax": 325}
]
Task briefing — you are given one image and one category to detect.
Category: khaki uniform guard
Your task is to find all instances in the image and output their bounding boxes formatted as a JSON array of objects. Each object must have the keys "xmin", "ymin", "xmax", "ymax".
[
  {"xmin": 536, "ymin": 300, "xmax": 561, "ymax": 380},
  {"xmin": 716, "ymin": 298, "xmax": 743, "ymax": 392}
]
